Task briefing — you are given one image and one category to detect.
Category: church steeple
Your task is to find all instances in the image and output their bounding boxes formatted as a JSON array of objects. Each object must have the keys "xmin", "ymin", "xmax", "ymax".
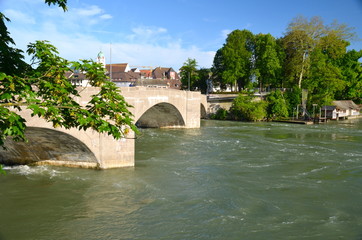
[{"xmin": 97, "ymin": 51, "xmax": 106, "ymax": 68}]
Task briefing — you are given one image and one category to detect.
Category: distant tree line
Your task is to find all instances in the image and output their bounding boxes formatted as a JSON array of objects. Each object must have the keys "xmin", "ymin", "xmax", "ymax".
[{"xmin": 180, "ymin": 15, "xmax": 361, "ymax": 120}]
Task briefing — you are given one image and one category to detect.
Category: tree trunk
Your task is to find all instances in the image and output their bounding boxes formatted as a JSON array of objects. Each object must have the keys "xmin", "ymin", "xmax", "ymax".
[{"xmin": 298, "ymin": 51, "xmax": 307, "ymax": 88}]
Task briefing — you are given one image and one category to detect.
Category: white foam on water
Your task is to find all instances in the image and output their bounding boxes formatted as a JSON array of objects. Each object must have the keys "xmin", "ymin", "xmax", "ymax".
[
  {"xmin": 5, "ymin": 165, "xmax": 63, "ymax": 176},
  {"xmin": 3, "ymin": 165, "xmax": 90, "ymax": 181}
]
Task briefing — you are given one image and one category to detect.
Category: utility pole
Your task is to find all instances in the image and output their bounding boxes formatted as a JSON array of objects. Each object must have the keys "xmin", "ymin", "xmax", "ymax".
[{"xmin": 110, "ymin": 43, "xmax": 112, "ymax": 81}]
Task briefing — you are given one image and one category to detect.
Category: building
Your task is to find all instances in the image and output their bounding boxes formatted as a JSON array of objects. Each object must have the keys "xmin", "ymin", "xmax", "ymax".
[
  {"xmin": 106, "ymin": 63, "xmax": 181, "ymax": 89},
  {"xmin": 66, "ymin": 70, "xmax": 89, "ymax": 87},
  {"xmin": 97, "ymin": 51, "xmax": 106, "ymax": 68},
  {"xmin": 321, "ymin": 100, "xmax": 360, "ymax": 120},
  {"xmin": 152, "ymin": 67, "xmax": 181, "ymax": 89},
  {"xmin": 106, "ymin": 63, "xmax": 138, "ymax": 87},
  {"xmin": 67, "ymin": 51, "xmax": 182, "ymax": 89}
]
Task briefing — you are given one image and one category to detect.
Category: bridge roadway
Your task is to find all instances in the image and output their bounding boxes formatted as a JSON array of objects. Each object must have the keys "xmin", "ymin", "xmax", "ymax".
[{"xmin": 0, "ymin": 87, "xmax": 207, "ymax": 169}]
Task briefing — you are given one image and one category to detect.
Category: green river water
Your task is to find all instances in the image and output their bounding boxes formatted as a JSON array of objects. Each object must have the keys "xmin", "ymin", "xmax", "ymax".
[{"xmin": 0, "ymin": 119, "xmax": 362, "ymax": 240}]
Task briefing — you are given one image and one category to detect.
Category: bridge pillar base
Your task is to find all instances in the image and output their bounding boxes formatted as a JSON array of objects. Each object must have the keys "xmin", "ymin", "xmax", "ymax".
[{"xmin": 96, "ymin": 132, "xmax": 135, "ymax": 169}]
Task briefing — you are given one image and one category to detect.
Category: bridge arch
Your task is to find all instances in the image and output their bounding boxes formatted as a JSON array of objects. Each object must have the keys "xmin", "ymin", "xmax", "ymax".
[
  {"xmin": 135, "ymin": 102, "xmax": 185, "ymax": 128},
  {"xmin": 0, "ymin": 127, "xmax": 99, "ymax": 168},
  {"xmin": 0, "ymin": 87, "xmax": 206, "ymax": 169},
  {"xmin": 200, "ymin": 103, "xmax": 207, "ymax": 119}
]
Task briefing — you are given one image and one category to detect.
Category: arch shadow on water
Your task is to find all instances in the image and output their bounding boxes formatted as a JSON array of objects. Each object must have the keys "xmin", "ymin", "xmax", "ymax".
[
  {"xmin": 136, "ymin": 102, "xmax": 185, "ymax": 128},
  {"xmin": 0, "ymin": 127, "xmax": 98, "ymax": 166}
]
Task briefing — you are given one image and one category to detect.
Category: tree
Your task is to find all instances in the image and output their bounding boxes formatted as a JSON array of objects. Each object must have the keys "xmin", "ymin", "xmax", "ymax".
[
  {"xmin": 306, "ymin": 34, "xmax": 348, "ymax": 105},
  {"xmin": 336, "ymin": 50, "xmax": 362, "ymax": 103},
  {"xmin": 0, "ymin": 1, "xmax": 138, "ymax": 170},
  {"xmin": 211, "ymin": 49, "xmax": 224, "ymax": 90},
  {"xmin": 212, "ymin": 29, "xmax": 255, "ymax": 91},
  {"xmin": 180, "ymin": 58, "xmax": 199, "ymax": 90},
  {"xmin": 194, "ymin": 68, "xmax": 211, "ymax": 94},
  {"xmin": 0, "ymin": 13, "xmax": 29, "ymax": 76},
  {"xmin": 254, "ymin": 33, "xmax": 282, "ymax": 90},
  {"xmin": 282, "ymin": 29, "xmax": 313, "ymax": 88},
  {"xmin": 282, "ymin": 15, "xmax": 356, "ymax": 89}
]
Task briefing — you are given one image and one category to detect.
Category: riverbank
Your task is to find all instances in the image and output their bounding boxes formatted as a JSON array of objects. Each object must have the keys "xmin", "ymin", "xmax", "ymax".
[
  {"xmin": 272, "ymin": 114, "xmax": 362, "ymax": 125},
  {"xmin": 273, "ymin": 119, "xmax": 314, "ymax": 125}
]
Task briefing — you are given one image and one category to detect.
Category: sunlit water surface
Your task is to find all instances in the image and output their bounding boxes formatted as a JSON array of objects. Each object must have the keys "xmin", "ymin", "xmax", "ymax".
[{"xmin": 1, "ymin": 119, "xmax": 362, "ymax": 240}]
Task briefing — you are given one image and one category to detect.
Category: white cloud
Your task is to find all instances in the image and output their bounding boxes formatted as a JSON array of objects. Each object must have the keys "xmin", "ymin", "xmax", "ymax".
[
  {"xmin": 106, "ymin": 42, "xmax": 214, "ymax": 70},
  {"xmin": 127, "ymin": 26, "xmax": 169, "ymax": 44},
  {"xmin": 75, "ymin": 5, "xmax": 103, "ymax": 17},
  {"xmin": 3, "ymin": 9, "xmax": 36, "ymax": 24},
  {"xmin": 100, "ymin": 14, "xmax": 113, "ymax": 20},
  {"xmin": 4, "ymin": 2, "xmax": 214, "ymax": 71}
]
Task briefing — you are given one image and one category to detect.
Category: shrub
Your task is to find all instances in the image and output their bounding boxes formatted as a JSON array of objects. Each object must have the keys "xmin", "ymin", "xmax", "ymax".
[
  {"xmin": 230, "ymin": 94, "xmax": 266, "ymax": 121},
  {"xmin": 266, "ymin": 90, "xmax": 289, "ymax": 120},
  {"xmin": 284, "ymin": 86, "xmax": 301, "ymax": 116},
  {"xmin": 210, "ymin": 108, "xmax": 229, "ymax": 120}
]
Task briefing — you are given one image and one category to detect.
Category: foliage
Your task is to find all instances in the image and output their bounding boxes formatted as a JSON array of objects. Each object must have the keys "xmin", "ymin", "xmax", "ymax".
[
  {"xmin": 230, "ymin": 94, "xmax": 266, "ymax": 121},
  {"xmin": 265, "ymin": 90, "xmax": 289, "ymax": 120},
  {"xmin": 284, "ymin": 87, "xmax": 302, "ymax": 116},
  {"xmin": 179, "ymin": 58, "xmax": 212, "ymax": 93},
  {"xmin": 0, "ymin": 13, "xmax": 29, "ymax": 76},
  {"xmin": 194, "ymin": 68, "xmax": 211, "ymax": 94},
  {"xmin": 0, "ymin": 164, "xmax": 5, "ymax": 175},
  {"xmin": 282, "ymin": 15, "xmax": 356, "ymax": 90},
  {"xmin": 44, "ymin": 0, "xmax": 68, "ymax": 11},
  {"xmin": 179, "ymin": 58, "xmax": 199, "ymax": 90},
  {"xmin": 211, "ymin": 15, "xmax": 360, "ymax": 107},
  {"xmin": 212, "ymin": 30, "xmax": 255, "ymax": 91},
  {"xmin": 306, "ymin": 47, "xmax": 346, "ymax": 105},
  {"xmin": 210, "ymin": 108, "xmax": 228, "ymax": 120},
  {"xmin": 211, "ymin": 49, "xmax": 225, "ymax": 90},
  {"xmin": 0, "ymin": 1, "xmax": 138, "ymax": 150},
  {"xmin": 335, "ymin": 50, "xmax": 362, "ymax": 103},
  {"xmin": 254, "ymin": 33, "xmax": 282, "ymax": 89}
]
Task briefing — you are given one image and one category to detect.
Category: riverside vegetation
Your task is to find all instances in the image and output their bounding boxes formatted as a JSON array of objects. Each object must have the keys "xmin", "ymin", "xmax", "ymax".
[
  {"xmin": 180, "ymin": 16, "xmax": 361, "ymax": 121},
  {"xmin": 210, "ymin": 89, "xmax": 296, "ymax": 122}
]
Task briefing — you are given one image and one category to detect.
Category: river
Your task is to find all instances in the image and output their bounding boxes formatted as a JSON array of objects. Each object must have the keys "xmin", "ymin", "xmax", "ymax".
[{"xmin": 1, "ymin": 119, "xmax": 362, "ymax": 240}]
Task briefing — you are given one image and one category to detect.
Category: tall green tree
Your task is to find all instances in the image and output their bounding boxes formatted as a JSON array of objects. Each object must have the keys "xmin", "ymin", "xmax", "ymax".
[
  {"xmin": 282, "ymin": 16, "xmax": 355, "ymax": 89},
  {"xmin": 306, "ymin": 33, "xmax": 349, "ymax": 105},
  {"xmin": 282, "ymin": 29, "xmax": 313, "ymax": 88},
  {"xmin": 211, "ymin": 49, "xmax": 226, "ymax": 90},
  {"xmin": 180, "ymin": 58, "xmax": 199, "ymax": 90},
  {"xmin": 254, "ymin": 33, "xmax": 282, "ymax": 90},
  {"xmin": 0, "ymin": 13, "xmax": 29, "ymax": 76},
  {"xmin": 335, "ymin": 50, "xmax": 362, "ymax": 103},
  {"xmin": 212, "ymin": 29, "xmax": 255, "ymax": 91}
]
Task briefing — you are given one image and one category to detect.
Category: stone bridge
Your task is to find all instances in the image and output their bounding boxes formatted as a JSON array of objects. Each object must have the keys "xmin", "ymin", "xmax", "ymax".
[{"xmin": 0, "ymin": 87, "xmax": 207, "ymax": 169}]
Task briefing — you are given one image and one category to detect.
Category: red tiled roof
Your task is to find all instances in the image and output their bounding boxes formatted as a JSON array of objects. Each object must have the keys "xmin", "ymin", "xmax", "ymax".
[{"xmin": 106, "ymin": 63, "xmax": 128, "ymax": 73}]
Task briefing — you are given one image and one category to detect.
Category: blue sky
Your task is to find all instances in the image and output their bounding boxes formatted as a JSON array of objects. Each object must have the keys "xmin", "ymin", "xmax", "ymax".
[{"xmin": 1, "ymin": 0, "xmax": 362, "ymax": 70}]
